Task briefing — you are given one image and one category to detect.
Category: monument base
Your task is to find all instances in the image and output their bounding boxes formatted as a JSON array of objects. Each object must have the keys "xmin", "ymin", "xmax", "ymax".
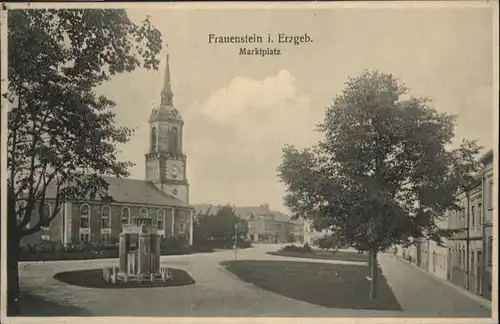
[{"xmin": 102, "ymin": 266, "xmax": 173, "ymax": 285}]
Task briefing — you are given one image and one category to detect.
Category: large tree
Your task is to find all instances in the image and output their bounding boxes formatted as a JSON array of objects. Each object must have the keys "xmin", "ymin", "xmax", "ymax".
[
  {"xmin": 5, "ymin": 9, "xmax": 162, "ymax": 314},
  {"xmin": 277, "ymin": 71, "xmax": 481, "ymax": 300}
]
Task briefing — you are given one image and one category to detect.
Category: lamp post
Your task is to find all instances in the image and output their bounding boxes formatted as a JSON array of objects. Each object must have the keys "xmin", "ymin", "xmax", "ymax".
[{"xmin": 234, "ymin": 223, "xmax": 239, "ymax": 260}]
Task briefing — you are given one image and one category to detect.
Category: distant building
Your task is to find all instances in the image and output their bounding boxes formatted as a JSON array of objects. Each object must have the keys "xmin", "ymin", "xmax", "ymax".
[
  {"xmin": 193, "ymin": 203, "xmax": 304, "ymax": 244},
  {"xmin": 19, "ymin": 53, "xmax": 196, "ymax": 247}
]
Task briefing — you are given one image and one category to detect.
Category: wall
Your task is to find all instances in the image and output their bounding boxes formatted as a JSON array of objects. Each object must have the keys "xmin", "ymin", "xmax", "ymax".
[
  {"xmin": 482, "ymin": 157, "xmax": 494, "ymax": 299},
  {"xmin": 428, "ymin": 240, "xmax": 448, "ymax": 280},
  {"xmin": 21, "ymin": 201, "xmax": 192, "ymax": 246}
]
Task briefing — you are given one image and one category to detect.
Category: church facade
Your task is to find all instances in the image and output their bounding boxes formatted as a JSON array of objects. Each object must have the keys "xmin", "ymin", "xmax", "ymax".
[{"xmin": 21, "ymin": 53, "xmax": 195, "ymax": 247}]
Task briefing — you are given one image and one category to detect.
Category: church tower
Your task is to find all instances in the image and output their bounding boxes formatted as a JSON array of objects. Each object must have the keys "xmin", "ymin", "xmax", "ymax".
[{"xmin": 145, "ymin": 51, "xmax": 189, "ymax": 203}]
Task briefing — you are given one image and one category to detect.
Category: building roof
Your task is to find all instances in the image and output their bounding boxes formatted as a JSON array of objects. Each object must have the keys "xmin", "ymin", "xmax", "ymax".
[
  {"xmin": 44, "ymin": 176, "xmax": 191, "ymax": 209},
  {"xmin": 192, "ymin": 203, "xmax": 299, "ymax": 224}
]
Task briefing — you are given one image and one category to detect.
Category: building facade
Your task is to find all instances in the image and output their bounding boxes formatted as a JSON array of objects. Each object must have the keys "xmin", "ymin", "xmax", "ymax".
[
  {"xmin": 20, "ymin": 53, "xmax": 196, "ymax": 247},
  {"xmin": 395, "ymin": 149, "xmax": 495, "ymax": 300},
  {"xmin": 194, "ymin": 204, "xmax": 304, "ymax": 244},
  {"xmin": 481, "ymin": 150, "xmax": 494, "ymax": 299}
]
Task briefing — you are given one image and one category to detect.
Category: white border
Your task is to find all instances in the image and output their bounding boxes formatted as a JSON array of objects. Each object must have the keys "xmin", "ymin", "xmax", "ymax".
[{"xmin": 1, "ymin": 1, "xmax": 498, "ymax": 324}]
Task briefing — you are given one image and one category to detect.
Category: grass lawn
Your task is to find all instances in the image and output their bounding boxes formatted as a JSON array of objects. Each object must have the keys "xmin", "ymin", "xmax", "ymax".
[
  {"xmin": 18, "ymin": 291, "xmax": 92, "ymax": 316},
  {"xmin": 268, "ymin": 249, "xmax": 369, "ymax": 263},
  {"xmin": 222, "ymin": 260, "xmax": 402, "ymax": 311},
  {"xmin": 53, "ymin": 268, "xmax": 195, "ymax": 289}
]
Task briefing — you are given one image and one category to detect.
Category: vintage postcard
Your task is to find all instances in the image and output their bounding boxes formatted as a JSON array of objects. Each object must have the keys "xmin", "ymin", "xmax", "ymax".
[{"xmin": 0, "ymin": 1, "xmax": 498, "ymax": 324}]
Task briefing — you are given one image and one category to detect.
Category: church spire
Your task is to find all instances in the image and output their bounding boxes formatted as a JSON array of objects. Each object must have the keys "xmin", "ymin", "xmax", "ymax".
[{"xmin": 161, "ymin": 48, "xmax": 173, "ymax": 106}]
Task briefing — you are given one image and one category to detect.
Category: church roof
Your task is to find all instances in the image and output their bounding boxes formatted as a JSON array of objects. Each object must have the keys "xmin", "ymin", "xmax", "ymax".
[
  {"xmin": 44, "ymin": 176, "xmax": 191, "ymax": 209},
  {"xmin": 149, "ymin": 50, "xmax": 183, "ymax": 123},
  {"xmin": 149, "ymin": 105, "xmax": 183, "ymax": 122}
]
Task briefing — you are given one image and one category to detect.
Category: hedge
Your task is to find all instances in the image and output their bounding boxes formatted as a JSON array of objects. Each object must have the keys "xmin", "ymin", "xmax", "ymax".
[{"xmin": 18, "ymin": 237, "xmax": 215, "ymax": 262}]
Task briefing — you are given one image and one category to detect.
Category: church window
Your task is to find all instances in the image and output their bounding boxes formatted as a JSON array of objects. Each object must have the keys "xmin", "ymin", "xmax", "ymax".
[
  {"xmin": 121, "ymin": 207, "xmax": 130, "ymax": 225},
  {"xmin": 169, "ymin": 127, "xmax": 179, "ymax": 152},
  {"xmin": 139, "ymin": 207, "xmax": 149, "ymax": 218},
  {"xmin": 151, "ymin": 127, "xmax": 157, "ymax": 152},
  {"xmin": 80, "ymin": 204, "xmax": 90, "ymax": 229},
  {"xmin": 101, "ymin": 206, "xmax": 111, "ymax": 229},
  {"xmin": 157, "ymin": 209, "xmax": 165, "ymax": 230},
  {"xmin": 40, "ymin": 203, "xmax": 52, "ymax": 241}
]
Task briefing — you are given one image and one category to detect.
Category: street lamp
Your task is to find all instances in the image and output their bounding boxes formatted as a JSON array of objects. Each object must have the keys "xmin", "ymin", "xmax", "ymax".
[{"xmin": 234, "ymin": 223, "xmax": 239, "ymax": 260}]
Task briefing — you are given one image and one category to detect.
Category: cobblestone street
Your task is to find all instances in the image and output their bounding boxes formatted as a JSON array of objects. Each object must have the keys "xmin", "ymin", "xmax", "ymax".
[{"xmin": 17, "ymin": 245, "xmax": 492, "ymax": 318}]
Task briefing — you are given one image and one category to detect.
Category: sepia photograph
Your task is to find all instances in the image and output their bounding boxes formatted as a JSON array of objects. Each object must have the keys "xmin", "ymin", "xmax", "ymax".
[{"xmin": 0, "ymin": 2, "xmax": 498, "ymax": 323}]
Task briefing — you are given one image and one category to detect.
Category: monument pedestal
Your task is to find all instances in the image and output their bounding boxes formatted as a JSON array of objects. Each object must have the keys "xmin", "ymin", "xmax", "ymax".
[{"xmin": 104, "ymin": 215, "xmax": 169, "ymax": 284}]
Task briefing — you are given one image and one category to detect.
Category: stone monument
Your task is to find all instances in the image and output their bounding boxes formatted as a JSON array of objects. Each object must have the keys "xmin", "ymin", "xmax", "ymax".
[{"xmin": 103, "ymin": 215, "xmax": 171, "ymax": 284}]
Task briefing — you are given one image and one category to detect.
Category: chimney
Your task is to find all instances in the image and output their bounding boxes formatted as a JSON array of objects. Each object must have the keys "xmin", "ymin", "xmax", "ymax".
[{"xmin": 260, "ymin": 204, "xmax": 270, "ymax": 211}]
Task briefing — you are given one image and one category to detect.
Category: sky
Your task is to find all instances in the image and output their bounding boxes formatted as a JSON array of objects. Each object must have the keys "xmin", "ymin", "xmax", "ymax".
[{"xmin": 95, "ymin": 5, "xmax": 496, "ymax": 213}]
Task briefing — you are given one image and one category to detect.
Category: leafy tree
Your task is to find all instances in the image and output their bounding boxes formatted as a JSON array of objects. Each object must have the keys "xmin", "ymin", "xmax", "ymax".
[
  {"xmin": 5, "ymin": 9, "xmax": 162, "ymax": 314},
  {"xmin": 194, "ymin": 205, "xmax": 248, "ymax": 244},
  {"xmin": 277, "ymin": 71, "xmax": 481, "ymax": 300}
]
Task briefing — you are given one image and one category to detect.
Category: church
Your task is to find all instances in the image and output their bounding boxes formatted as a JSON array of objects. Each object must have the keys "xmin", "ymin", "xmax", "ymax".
[{"xmin": 21, "ymin": 53, "xmax": 195, "ymax": 247}]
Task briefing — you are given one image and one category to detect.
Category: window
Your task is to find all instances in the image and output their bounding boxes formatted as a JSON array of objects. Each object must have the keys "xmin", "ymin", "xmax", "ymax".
[
  {"xmin": 471, "ymin": 251, "xmax": 475, "ymax": 274},
  {"xmin": 169, "ymin": 127, "xmax": 179, "ymax": 152},
  {"xmin": 101, "ymin": 232, "xmax": 111, "ymax": 244},
  {"xmin": 157, "ymin": 209, "xmax": 165, "ymax": 230},
  {"xmin": 179, "ymin": 223, "xmax": 185, "ymax": 233},
  {"xmin": 151, "ymin": 127, "xmax": 157, "ymax": 152},
  {"xmin": 487, "ymin": 181, "xmax": 493, "ymax": 210},
  {"xmin": 101, "ymin": 206, "xmax": 111, "ymax": 229},
  {"xmin": 462, "ymin": 249, "xmax": 466, "ymax": 270},
  {"xmin": 41, "ymin": 226, "xmax": 51, "ymax": 241},
  {"xmin": 121, "ymin": 207, "xmax": 130, "ymax": 225},
  {"xmin": 139, "ymin": 207, "xmax": 148, "ymax": 218},
  {"xmin": 80, "ymin": 204, "xmax": 90, "ymax": 229},
  {"xmin": 80, "ymin": 233, "xmax": 90, "ymax": 243},
  {"xmin": 471, "ymin": 205, "xmax": 476, "ymax": 227},
  {"xmin": 487, "ymin": 236, "xmax": 493, "ymax": 266},
  {"xmin": 40, "ymin": 203, "xmax": 51, "ymax": 226},
  {"xmin": 478, "ymin": 203, "xmax": 483, "ymax": 225}
]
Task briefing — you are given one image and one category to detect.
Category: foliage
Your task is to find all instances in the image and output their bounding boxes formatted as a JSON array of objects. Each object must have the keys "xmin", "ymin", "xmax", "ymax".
[
  {"xmin": 318, "ymin": 233, "xmax": 345, "ymax": 251},
  {"xmin": 280, "ymin": 243, "xmax": 313, "ymax": 254},
  {"xmin": 159, "ymin": 236, "xmax": 189, "ymax": 254},
  {"xmin": 277, "ymin": 71, "xmax": 482, "ymax": 254},
  {"xmin": 194, "ymin": 205, "xmax": 249, "ymax": 243},
  {"xmin": 5, "ymin": 9, "xmax": 163, "ymax": 238}
]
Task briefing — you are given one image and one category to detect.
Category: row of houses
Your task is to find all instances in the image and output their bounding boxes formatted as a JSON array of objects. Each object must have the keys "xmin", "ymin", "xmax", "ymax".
[
  {"xmin": 395, "ymin": 149, "xmax": 495, "ymax": 300},
  {"xmin": 194, "ymin": 203, "xmax": 305, "ymax": 244}
]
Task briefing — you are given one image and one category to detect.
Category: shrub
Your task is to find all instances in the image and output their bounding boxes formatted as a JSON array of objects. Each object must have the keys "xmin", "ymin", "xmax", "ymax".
[
  {"xmin": 237, "ymin": 240, "xmax": 252, "ymax": 249},
  {"xmin": 280, "ymin": 243, "xmax": 314, "ymax": 254}
]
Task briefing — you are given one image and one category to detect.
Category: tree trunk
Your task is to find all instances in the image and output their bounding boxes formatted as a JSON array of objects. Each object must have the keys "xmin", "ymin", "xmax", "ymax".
[
  {"xmin": 367, "ymin": 251, "xmax": 372, "ymax": 279},
  {"xmin": 369, "ymin": 249, "xmax": 378, "ymax": 300}
]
